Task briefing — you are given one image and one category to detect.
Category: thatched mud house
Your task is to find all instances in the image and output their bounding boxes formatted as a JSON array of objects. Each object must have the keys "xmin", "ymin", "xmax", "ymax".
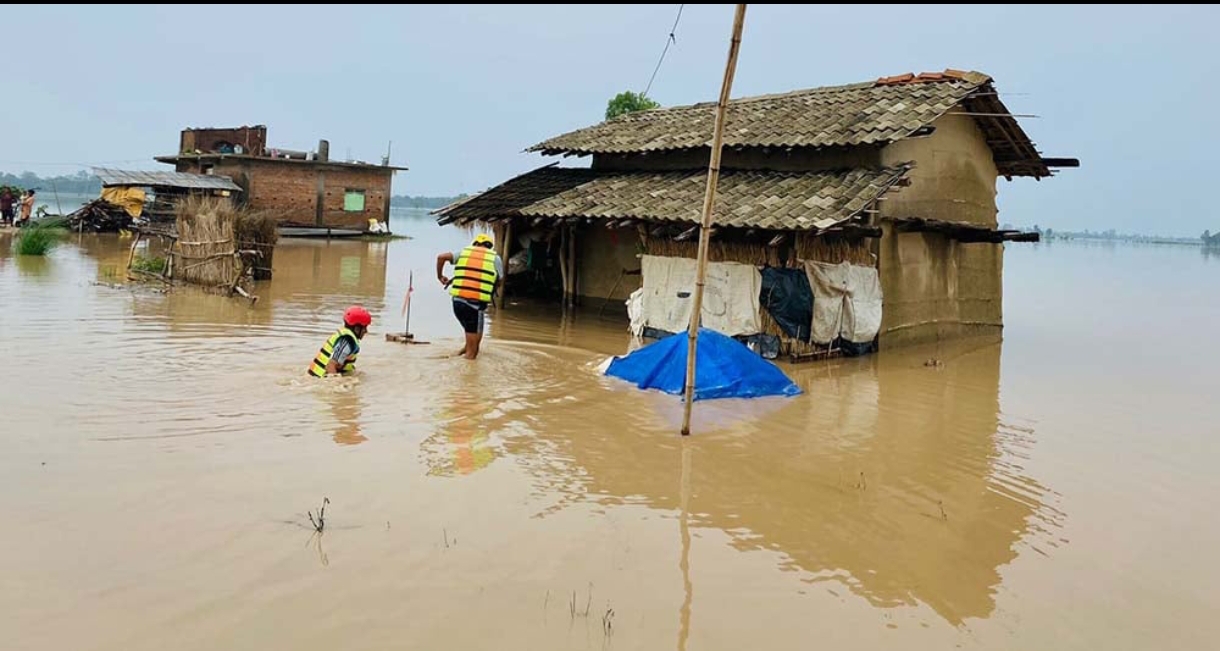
[{"xmin": 437, "ymin": 70, "xmax": 1077, "ymax": 358}]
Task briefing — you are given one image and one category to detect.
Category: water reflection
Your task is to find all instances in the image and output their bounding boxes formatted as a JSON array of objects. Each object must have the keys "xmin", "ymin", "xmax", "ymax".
[
  {"xmin": 424, "ymin": 385, "xmax": 501, "ymax": 477},
  {"xmin": 265, "ymin": 239, "xmax": 388, "ymax": 304},
  {"xmin": 72, "ymin": 235, "xmax": 393, "ymax": 337},
  {"xmin": 14, "ymin": 253, "xmax": 52, "ymax": 278},
  {"xmin": 506, "ymin": 337, "xmax": 1059, "ymax": 626},
  {"xmin": 322, "ymin": 381, "xmax": 367, "ymax": 446}
]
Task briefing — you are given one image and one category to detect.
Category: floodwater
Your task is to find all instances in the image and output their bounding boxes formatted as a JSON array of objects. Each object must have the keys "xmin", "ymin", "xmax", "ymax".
[{"xmin": 1, "ymin": 212, "xmax": 1217, "ymax": 650}]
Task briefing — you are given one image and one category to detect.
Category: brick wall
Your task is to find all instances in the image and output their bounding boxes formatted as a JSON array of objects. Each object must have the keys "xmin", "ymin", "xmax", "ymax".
[
  {"xmin": 180, "ymin": 127, "xmax": 267, "ymax": 156},
  {"xmin": 177, "ymin": 159, "xmax": 394, "ymax": 229},
  {"xmin": 318, "ymin": 167, "xmax": 394, "ymax": 229}
]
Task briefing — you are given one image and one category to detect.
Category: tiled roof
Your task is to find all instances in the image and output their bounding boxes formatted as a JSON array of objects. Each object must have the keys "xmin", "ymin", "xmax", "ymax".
[
  {"xmin": 531, "ymin": 70, "xmax": 990, "ymax": 156},
  {"xmin": 435, "ymin": 164, "xmax": 911, "ymax": 231},
  {"xmin": 527, "ymin": 69, "xmax": 1057, "ymax": 178}
]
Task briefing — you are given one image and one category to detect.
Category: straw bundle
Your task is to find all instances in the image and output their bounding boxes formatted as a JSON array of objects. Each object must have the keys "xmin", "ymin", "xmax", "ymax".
[
  {"xmin": 642, "ymin": 236, "xmax": 784, "ymax": 267},
  {"xmin": 172, "ymin": 196, "xmax": 278, "ymax": 286},
  {"xmin": 174, "ymin": 196, "xmax": 238, "ymax": 287},
  {"xmin": 795, "ymin": 232, "xmax": 874, "ymax": 266}
]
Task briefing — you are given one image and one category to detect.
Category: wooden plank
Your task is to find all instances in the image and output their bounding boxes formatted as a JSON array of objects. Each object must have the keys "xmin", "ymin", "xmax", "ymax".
[
  {"xmin": 888, "ymin": 216, "xmax": 1040, "ymax": 243},
  {"xmin": 1040, "ymin": 157, "xmax": 1080, "ymax": 168},
  {"xmin": 674, "ymin": 226, "xmax": 699, "ymax": 242}
]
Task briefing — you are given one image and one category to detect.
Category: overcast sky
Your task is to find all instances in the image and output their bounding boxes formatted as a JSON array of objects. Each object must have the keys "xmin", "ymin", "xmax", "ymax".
[{"xmin": 4, "ymin": 4, "xmax": 1215, "ymax": 235}]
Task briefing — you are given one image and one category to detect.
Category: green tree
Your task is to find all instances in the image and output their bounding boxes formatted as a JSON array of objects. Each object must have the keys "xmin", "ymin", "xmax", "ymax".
[{"xmin": 605, "ymin": 91, "xmax": 660, "ymax": 120}]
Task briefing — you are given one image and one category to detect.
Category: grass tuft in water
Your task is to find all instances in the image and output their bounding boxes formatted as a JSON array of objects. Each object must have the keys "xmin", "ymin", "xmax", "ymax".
[
  {"xmin": 131, "ymin": 255, "xmax": 167, "ymax": 274},
  {"xmin": 13, "ymin": 225, "xmax": 65, "ymax": 256}
]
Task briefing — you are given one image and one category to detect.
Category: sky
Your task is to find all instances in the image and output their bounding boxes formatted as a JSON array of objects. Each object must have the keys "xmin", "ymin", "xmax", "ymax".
[{"xmin": 4, "ymin": 4, "xmax": 1216, "ymax": 236}]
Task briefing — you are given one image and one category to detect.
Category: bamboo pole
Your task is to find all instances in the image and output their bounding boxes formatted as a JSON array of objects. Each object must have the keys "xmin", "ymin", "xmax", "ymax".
[
  {"xmin": 125, "ymin": 230, "xmax": 142, "ymax": 271},
  {"xmin": 681, "ymin": 4, "xmax": 747, "ymax": 436},
  {"xmin": 569, "ymin": 222, "xmax": 578, "ymax": 308},
  {"xmin": 558, "ymin": 225, "xmax": 570, "ymax": 308}
]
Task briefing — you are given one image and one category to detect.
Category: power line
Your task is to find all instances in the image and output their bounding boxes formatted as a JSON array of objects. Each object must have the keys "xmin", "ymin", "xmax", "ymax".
[{"xmin": 641, "ymin": 4, "xmax": 684, "ymax": 98}]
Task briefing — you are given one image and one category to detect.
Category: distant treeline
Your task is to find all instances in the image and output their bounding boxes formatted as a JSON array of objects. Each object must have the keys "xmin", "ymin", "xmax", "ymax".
[
  {"xmin": 0, "ymin": 170, "xmax": 100, "ymax": 195},
  {"xmin": 1001, "ymin": 223, "xmax": 1208, "ymax": 245},
  {"xmin": 390, "ymin": 194, "xmax": 466, "ymax": 209}
]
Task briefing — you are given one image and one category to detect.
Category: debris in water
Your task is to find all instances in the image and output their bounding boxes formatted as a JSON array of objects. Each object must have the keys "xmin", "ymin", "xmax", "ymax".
[{"xmin": 307, "ymin": 497, "xmax": 329, "ymax": 533}]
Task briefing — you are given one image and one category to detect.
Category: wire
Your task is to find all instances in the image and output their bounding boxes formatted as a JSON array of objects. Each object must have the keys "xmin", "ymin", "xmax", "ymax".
[{"xmin": 641, "ymin": 4, "xmax": 684, "ymax": 98}]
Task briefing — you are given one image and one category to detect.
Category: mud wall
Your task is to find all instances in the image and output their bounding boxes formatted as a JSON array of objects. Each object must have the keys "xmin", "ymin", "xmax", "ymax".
[{"xmin": 877, "ymin": 114, "xmax": 1004, "ymax": 347}]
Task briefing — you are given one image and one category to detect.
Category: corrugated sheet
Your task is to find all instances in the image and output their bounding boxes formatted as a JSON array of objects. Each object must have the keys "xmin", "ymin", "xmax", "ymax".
[
  {"xmin": 435, "ymin": 164, "xmax": 910, "ymax": 231},
  {"xmin": 93, "ymin": 167, "xmax": 243, "ymax": 192}
]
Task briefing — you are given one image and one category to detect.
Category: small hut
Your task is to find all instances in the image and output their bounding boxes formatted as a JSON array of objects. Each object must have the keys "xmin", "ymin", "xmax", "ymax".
[
  {"xmin": 437, "ymin": 69, "xmax": 1078, "ymax": 361},
  {"xmin": 71, "ymin": 167, "xmax": 244, "ymax": 232}
]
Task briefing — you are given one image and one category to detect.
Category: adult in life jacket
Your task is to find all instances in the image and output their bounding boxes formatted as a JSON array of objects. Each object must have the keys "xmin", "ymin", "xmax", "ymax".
[
  {"xmin": 436, "ymin": 233, "xmax": 503, "ymax": 360},
  {"xmin": 308, "ymin": 305, "xmax": 372, "ymax": 377}
]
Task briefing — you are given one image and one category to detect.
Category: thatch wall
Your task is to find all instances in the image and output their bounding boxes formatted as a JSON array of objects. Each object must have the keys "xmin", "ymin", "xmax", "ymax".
[{"xmin": 172, "ymin": 196, "xmax": 279, "ymax": 288}]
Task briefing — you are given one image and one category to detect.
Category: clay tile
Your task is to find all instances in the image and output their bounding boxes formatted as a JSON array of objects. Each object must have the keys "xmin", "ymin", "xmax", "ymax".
[{"xmin": 876, "ymin": 73, "xmax": 915, "ymax": 86}]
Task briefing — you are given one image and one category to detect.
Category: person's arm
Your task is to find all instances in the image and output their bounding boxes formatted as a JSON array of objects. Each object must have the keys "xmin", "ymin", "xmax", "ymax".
[
  {"xmin": 436, "ymin": 252, "xmax": 454, "ymax": 287},
  {"xmin": 325, "ymin": 338, "xmax": 353, "ymax": 376}
]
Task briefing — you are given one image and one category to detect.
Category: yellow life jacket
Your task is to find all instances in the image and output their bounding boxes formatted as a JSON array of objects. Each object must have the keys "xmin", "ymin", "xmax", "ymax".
[
  {"xmin": 449, "ymin": 245, "xmax": 499, "ymax": 304},
  {"xmin": 309, "ymin": 327, "xmax": 360, "ymax": 377}
]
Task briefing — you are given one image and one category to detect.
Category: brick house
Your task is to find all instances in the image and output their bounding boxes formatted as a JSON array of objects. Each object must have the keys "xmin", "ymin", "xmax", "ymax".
[{"xmin": 156, "ymin": 125, "xmax": 406, "ymax": 231}]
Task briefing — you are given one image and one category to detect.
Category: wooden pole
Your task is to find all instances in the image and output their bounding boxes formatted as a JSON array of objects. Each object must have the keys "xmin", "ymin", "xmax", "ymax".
[
  {"xmin": 404, "ymin": 270, "xmax": 413, "ymax": 335},
  {"xmin": 569, "ymin": 222, "xmax": 578, "ymax": 307},
  {"xmin": 497, "ymin": 219, "xmax": 513, "ymax": 307},
  {"xmin": 558, "ymin": 225, "xmax": 570, "ymax": 309},
  {"xmin": 681, "ymin": 4, "xmax": 747, "ymax": 436},
  {"xmin": 50, "ymin": 179, "xmax": 63, "ymax": 216}
]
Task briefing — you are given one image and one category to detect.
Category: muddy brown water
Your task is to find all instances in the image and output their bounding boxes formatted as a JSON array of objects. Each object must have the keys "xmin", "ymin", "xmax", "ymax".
[{"xmin": 1, "ymin": 215, "xmax": 1217, "ymax": 650}]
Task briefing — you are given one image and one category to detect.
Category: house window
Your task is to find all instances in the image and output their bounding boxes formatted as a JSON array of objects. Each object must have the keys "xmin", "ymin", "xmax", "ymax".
[
  {"xmin": 201, "ymin": 163, "xmax": 214, "ymax": 175},
  {"xmin": 344, "ymin": 189, "xmax": 366, "ymax": 212}
]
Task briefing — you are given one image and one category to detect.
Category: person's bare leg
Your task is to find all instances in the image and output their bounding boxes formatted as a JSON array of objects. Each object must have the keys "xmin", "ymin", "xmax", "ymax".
[{"xmin": 463, "ymin": 333, "xmax": 482, "ymax": 360}]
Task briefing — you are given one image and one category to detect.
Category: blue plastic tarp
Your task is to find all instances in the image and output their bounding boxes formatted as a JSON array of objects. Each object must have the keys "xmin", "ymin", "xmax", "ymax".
[{"xmin": 605, "ymin": 328, "xmax": 802, "ymax": 401}]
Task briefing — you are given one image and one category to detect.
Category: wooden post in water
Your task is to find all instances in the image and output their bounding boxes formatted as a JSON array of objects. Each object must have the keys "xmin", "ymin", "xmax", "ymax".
[
  {"xmin": 558, "ymin": 225, "xmax": 570, "ymax": 309},
  {"xmin": 496, "ymin": 218, "xmax": 512, "ymax": 307},
  {"xmin": 569, "ymin": 221, "xmax": 578, "ymax": 308},
  {"xmin": 681, "ymin": 4, "xmax": 747, "ymax": 436}
]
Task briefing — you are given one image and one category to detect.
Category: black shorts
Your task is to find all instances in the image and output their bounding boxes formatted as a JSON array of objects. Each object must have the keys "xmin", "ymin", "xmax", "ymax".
[{"xmin": 452, "ymin": 299, "xmax": 486, "ymax": 334}]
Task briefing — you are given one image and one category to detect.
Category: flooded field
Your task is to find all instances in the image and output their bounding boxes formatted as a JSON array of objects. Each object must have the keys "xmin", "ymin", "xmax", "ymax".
[{"xmin": 1, "ymin": 213, "xmax": 1217, "ymax": 650}]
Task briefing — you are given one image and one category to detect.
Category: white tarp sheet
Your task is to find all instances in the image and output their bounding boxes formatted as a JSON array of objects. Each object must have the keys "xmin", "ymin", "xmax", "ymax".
[
  {"xmin": 628, "ymin": 255, "xmax": 762, "ymax": 336},
  {"xmin": 803, "ymin": 260, "xmax": 883, "ymax": 345}
]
